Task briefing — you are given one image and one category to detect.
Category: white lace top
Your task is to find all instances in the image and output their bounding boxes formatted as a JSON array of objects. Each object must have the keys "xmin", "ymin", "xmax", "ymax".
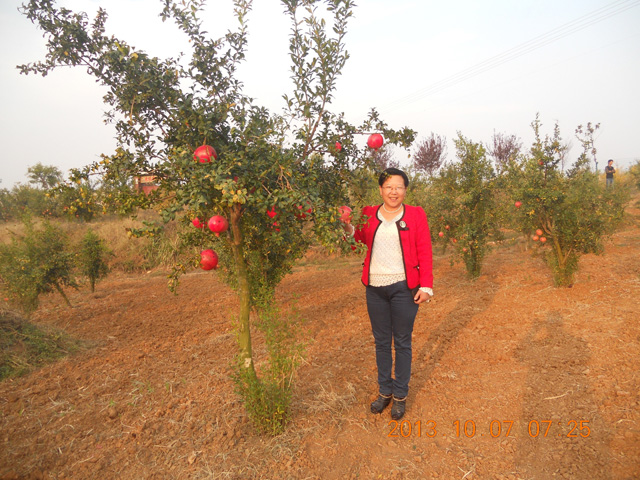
[{"xmin": 369, "ymin": 210, "xmax": 406, "ymax": 287}]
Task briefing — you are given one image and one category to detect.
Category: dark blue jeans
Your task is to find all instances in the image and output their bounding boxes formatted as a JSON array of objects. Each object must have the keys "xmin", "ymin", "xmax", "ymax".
[{"xmin": 366, "ymin": 281, "xmax": 419, "ymax": 399}]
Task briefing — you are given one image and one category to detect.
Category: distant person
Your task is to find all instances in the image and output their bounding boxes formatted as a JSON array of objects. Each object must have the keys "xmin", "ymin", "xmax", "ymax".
[
  {"xmin": 346, "ymin": 168, "xmax": 434, "ymax": 420},
  {"xmin": 605, "ymin": 159, "xmax": 615, "ymax": 188}
]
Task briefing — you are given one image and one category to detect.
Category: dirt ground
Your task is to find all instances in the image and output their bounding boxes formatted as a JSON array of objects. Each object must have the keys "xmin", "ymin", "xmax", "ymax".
[{"xmin": 1, "ymin": 203, "xmax": 639, "ymax": 480}]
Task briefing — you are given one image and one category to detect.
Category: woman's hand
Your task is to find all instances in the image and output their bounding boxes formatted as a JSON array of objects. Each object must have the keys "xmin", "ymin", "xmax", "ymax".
[
  {"xmin": 342, "ymin": 222, "xmax": 355, "ymax": 236},
  {"xmin": 413, "ymin": 290, "xmax": 432, "ymax": 304}
]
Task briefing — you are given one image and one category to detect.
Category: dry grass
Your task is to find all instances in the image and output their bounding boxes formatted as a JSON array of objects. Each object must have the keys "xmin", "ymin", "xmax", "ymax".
[{"xmin": 0, "ymin": 210, "xmax": 182, "ymax": 273}]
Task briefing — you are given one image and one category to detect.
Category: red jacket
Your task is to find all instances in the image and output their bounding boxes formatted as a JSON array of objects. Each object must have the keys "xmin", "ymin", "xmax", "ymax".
[{"xmin": 354, "ymin": 204, "xmax": 433, "ymax": 290}]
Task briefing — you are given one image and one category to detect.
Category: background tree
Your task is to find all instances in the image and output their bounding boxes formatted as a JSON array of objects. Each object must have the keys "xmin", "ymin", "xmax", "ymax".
[
  {"xmin": 19, "ymin": 0, "xmax": 414, "ymax": 434},
  {"xmin": 488, "ymin": 131, "xmax": 522, "ymax": 175},
  {"xmin": 510, "ymin": 115, "xmax": 625, "ymax": 286},
  {"xmin": 27, "ymin": 163, "xmax": 63, "ymax": 190},
  {"xmin": 422, "ymin": 133, "xmax": 499, "ymax": 279},
  {"xmin": 575, "ymin": 122, "xmax": 600, "ymax": 172},
  {"xmin": 630, "ymin": 159, "xmax": 640, "ymax": 190},
  {"xmin": 370, "ymin": 145, "xmax": 399, "ymax": 171},
  {"xmin": 412, "ymin": 132, "xmax": 447, "ymax": 176}
]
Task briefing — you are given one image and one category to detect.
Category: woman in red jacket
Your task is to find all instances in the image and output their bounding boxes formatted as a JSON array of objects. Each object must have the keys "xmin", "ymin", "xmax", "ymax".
[{"xmin": 352, "ymin": 168, "xmax": 433, "ymax": 420}]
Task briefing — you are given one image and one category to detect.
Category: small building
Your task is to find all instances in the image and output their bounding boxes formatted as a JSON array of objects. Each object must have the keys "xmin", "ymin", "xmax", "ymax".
[{"xmin": 134, "ymin": 174, "xmax": 159, "ymax": 195}]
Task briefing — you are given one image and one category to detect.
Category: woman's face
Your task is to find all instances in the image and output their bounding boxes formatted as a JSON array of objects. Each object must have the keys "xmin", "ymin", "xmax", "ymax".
[{"xmin": 379, "ymin": 175, "xmax": 406, "ymax": 209}]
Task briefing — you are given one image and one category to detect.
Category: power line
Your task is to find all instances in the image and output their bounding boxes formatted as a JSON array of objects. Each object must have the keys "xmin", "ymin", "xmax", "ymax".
[{"xmin": 381, "ymin": 0, "xmax": 640, "ymax": 113}]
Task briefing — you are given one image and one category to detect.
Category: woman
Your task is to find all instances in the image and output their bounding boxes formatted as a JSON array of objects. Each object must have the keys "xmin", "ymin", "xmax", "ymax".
[{"xmin": 352, "ymin": 168, "xmax": 433, "ymax": 420}]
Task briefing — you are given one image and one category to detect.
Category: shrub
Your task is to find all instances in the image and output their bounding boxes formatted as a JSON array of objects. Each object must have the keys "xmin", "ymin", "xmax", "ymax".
[
  {"xmin": 78, "ymin": 229, "xmax": 112, "ymax": 292},
  {"xmin": 0, "ymin": 220, "xmax": 77, "ymax": 314}
]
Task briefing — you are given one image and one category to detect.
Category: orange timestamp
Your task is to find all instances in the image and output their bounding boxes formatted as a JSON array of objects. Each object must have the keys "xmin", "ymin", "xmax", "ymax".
[{"xmin": 388, "ymin": 419, "xmax": 591, "ymax": 439}]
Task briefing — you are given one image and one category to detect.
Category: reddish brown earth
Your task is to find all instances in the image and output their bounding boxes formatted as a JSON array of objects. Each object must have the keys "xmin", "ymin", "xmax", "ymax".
[{"xmin": 1, "ymin": 206, "xmax": 639, "ymax": 479}]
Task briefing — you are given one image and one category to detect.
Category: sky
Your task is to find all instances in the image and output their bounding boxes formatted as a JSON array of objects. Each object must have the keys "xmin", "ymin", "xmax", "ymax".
[{"xmin": 1, "ymin": 0, "xmax": 639, "ymax": 188}]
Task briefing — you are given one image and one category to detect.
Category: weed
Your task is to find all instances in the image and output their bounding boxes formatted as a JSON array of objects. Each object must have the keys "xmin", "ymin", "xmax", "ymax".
[
  {"xmin": 0, "ymin": 309, "xmax": 80, "ymax": 380},
  {"xmin": 233, "ymin": 301, "xmax": 305, "ymax": 436}
]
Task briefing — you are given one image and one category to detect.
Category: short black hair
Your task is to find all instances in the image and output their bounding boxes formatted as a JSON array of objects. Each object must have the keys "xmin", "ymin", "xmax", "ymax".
[
  {"xmin": 608, "ymin": 159, "xmax": 613, "ymax": 164},
  {"xmin": 378, "ymin": 168, "xmax": 409, "ymax": 187}
]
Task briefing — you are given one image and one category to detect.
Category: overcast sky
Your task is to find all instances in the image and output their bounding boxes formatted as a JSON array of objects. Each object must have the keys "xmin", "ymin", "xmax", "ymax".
[{"xmin": 1, "ymin": 0, "xmax": 639, "ymax": 188}]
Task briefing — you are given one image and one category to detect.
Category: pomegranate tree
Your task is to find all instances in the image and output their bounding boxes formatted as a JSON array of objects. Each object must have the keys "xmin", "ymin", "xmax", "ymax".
[
  {"xmin": 20, "ymin": 0, "xmax": 417, "ymax": 435},
  {"xmin": 508, "ymin": 115, "xmax": 626, "ymax": 286},
  {"xmin": 424, "ymin": 133, "xmax": 500, "ymax": 279}
]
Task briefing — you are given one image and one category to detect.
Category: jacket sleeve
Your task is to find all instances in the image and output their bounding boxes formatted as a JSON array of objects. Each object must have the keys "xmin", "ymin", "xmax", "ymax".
[
  {"xmin": 353, "ymin": 206, "xmax": 371, "ymax": 245},
  {"xmin": 415, "ymin": 207, "xmax": 433, "ymax": 289}
]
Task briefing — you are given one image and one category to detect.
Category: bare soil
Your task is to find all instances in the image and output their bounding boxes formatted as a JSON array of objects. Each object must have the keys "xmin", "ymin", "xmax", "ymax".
[{"xmin": 1, "ymin": 205, "xmax": 639, "ymax": 479}]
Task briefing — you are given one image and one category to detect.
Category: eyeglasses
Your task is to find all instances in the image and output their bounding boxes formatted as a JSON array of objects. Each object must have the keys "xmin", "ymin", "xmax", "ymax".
[{"xmin": 382, "ymin": 186, "xmax": 406, "ymax": 193}]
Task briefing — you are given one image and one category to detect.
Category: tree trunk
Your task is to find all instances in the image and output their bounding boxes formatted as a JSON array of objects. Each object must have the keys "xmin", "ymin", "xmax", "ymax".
[
  {"xmin": 54, "ymin": 283, "xmax": 72, "ymax": 307},
  {"xmin": 229, "ymin": 203, "xmax": 257, "ymax": 381}
]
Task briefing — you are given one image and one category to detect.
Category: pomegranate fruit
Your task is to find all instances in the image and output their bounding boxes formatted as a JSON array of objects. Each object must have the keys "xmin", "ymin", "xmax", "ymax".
[
  {"xmin": 367, "ymin": 133, "xmax": 384, "ymax": 150},
  {"xmin": 208, "ymin": 215, "xmax": 229, "ymax": 237},
  {"xmin": 338, "ymin": 205, "xmax": 352, "ymax": 223},
  {"xmin": 193, "ymin": 145, "xmax": 217, "ymax": 163},
  {"xmin": 200, "ymin": 249, "xmax": 218, "ymax": 270}
]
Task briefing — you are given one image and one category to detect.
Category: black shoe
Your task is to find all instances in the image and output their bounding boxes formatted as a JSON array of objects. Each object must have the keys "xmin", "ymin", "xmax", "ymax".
[
  {"xmin": 370, "ymin": 394, "xmax": 392, "ymax": 414},
  {"xmin": 391, "ymin": 397, "xmax": 406, "ymax": 420}
]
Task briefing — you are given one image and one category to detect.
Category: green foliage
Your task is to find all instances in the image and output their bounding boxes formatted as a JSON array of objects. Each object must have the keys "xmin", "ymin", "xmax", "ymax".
[
  {"xmin": 509, "ymin": 115, "xmax": 627, "ymax": 286},
  {"xmin": 52, "ymin": 174, "xmax": 99, "ymax": 222},
  {"xmin": 0, "ymin": 220, "xmax": 77, "ymax": 314},
  {"xmin": 0, "ymin": 184, "xmax": 51, "ymax": 221},
  {"xmin": 421, "ymin": 133, "xmax": 499, "ymax": 279},
  {"xmin": 27, "ymin": 163, "xmax": 63, "ymax": 190},
  {"xmin": 1, "ymin": 309, "xmax": 80, "ymax": 380},
  {"xmin": 78, "ymin": 229, "xmax": 112, "ymax": 292},
  {"xmin": 630, "ymin": 160, "xmax": 640, "ymax": 191}
]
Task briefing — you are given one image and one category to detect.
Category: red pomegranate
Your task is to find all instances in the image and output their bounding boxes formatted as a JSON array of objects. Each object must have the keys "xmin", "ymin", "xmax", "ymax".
[
  {"xmin": 295, "ymin": 201, "xmax": 313, "ymax": 219},
  {"xmin": 193, "ymin": 145, "xmax": 218, "ymax": 163},
  {"xmin": 192, "ymin": 217, "xmax": 204, "ymax": 229},
  {"xmin": 208, "ymin": 215, "xmax": 229, "ymax": 237},
  {"xmin": 267, "ymin": 206, "xmax": 277, "ymax": 219},
  {"xmin": 338, "ymin": 205, "xmax": 352, "ymax": 223},
  {"xmin": 367, "ymin": 133, "xmax": 384, "ymax": 150},
  {"xmin": 200, "ymin": 249, "xmax": 218, "ymax": 270},
  {"xmin": 335, "ymin": 141, "xmax": 342, "ymax": 152}
]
